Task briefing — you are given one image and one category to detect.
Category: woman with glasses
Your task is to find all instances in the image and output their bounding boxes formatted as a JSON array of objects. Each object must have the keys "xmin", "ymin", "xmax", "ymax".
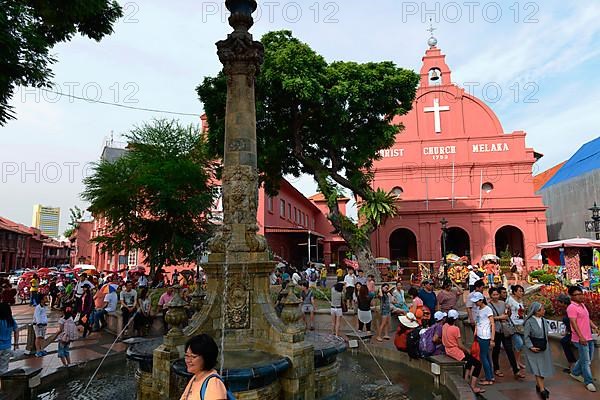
[{"xmin": 180, "ymin": 334, "xmax": 228, "ymax": 400}]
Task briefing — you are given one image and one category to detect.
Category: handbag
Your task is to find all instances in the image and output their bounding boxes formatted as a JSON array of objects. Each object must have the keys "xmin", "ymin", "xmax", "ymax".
[
  {"xmin": 529, "ymin": 318, "xmax": 547, "ymax": 351},
  {"xmin": 470, "ymin": 337, "xmax": 481, "ymax": 361},
  {"xmin": 490, "ymin": 303, "xmax": 515, "ymax": 337}
]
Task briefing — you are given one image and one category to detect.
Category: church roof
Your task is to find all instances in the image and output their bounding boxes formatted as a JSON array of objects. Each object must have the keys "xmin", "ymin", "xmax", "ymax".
[
  {"xmin": 533, "ymin": 161, "xmax": 566, "ymax": 192},
  {"xmin": 541, "ymin": 136, "xmax": 600, "ymax": 190},
  {"xmin": 307, "ymin": 193, "xmax": 350, "ymax": 202}
]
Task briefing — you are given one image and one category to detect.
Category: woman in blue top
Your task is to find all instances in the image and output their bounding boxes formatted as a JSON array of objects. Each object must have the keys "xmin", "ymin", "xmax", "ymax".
[{"xmin": 0, "ymin": 302, "xmax": 19, "ymax": 374}]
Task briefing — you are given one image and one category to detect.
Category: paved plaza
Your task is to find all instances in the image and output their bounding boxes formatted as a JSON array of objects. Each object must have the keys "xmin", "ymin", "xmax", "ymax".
[{"xmin": 5, "ymin": 303, "xmax": 597, "ymax": 400}]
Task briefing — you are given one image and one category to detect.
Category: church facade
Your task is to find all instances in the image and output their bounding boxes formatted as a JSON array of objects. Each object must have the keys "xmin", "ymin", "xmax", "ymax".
[{"xmin": 370, "ymin": 39, "xmax": 547, "ymax": 275}]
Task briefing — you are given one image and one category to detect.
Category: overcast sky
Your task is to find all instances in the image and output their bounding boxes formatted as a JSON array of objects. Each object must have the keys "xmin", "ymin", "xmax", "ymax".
[{"xmin": 1, "ymin": 0, "xmax": 599, "ymax": 233}]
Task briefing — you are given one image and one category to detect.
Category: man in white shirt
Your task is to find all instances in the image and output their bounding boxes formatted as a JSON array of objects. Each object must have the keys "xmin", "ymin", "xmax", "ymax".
[
  {"xmin": 343, "ymin": 268, "xmax": 356, "ymax": 310},
  {"xmin": 32, "ymin": 294, "xmax": 49, "ymax": 357},
  {"xmin": 93, "ymin": 288, "xmax": 119, "ymax": 331},
  {"xmin": 467, "ymin": 265, "xmax": 480, "ymax": 292},
  {"xmin": 291, "ymin": 270, "xmax": 302, "ymax": 286},
  {"xmin": 466, "ymin": 279, "xmax": 485, "ymax": 325}
]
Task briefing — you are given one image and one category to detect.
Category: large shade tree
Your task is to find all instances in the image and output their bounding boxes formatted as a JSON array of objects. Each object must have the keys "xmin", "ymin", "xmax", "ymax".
[
  {"xmin": 198, "ymin": 30, "xmax": 419, "ymax": 278},
  {"xmin": 0, "ymin": 0, "xmax": 123, "ymax": 125},
  {"xmin": 82, "ymin": 119, "xmax": 218, "ymax": 278}
]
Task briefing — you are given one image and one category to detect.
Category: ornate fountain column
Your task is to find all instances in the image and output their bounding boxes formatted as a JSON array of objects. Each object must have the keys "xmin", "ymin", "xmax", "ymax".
[
  {"xmin": 153, "ymin": 2, "xmax": 317, "ymax": 399},
  {"xmin": 208, "ymin": 0, "xmax": 266, "ymax": 257}
]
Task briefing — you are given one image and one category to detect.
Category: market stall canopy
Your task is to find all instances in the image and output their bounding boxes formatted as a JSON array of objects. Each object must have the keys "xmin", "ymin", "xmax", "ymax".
[
  {"xmin": 481, "ymin": 254, "xmax": 500, "ymax": 262},
  {"xmin": 375, "ymin": 257, "xmax": 391, "ymax": 264},
  {"xmin": 537, "ymin": 238, "xmax": 600, "ymax": 249}
]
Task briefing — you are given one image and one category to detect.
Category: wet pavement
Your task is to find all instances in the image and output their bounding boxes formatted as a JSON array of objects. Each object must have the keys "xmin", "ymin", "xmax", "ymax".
[{"xmin": 9, "ymin": 304, "xmax": 127, "ymax": 378}]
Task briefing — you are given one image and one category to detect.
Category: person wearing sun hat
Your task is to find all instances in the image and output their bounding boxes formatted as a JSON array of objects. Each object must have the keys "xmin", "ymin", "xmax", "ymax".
[
  {"xmin": 394, "ymin": 312, "xmax": 419, "ymax": 352},
  {"xmin": 443, "ymin": 309, "xmax": 485, "ymax": 394}
]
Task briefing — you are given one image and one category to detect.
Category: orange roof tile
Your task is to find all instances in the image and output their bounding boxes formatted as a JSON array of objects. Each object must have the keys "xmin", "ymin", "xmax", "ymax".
[
  {"xmin": 534, "ymin": 161, "xmax": 566, "ymax": 192},
  {"xmin": 307, "ymin": 193, "xmax": 350, "ymax": 202}
]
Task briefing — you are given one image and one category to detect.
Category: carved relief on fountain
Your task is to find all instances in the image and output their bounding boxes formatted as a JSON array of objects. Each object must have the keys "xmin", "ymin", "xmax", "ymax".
[{"xmin": 225, "ymin": 273, "xmax": 250, "ymax": 329}]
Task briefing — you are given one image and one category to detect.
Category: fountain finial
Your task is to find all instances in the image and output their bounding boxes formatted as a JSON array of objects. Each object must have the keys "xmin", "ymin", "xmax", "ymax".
[{"xmin": 225, "ymin": 0, "xmax": 258, "ymax": 31}]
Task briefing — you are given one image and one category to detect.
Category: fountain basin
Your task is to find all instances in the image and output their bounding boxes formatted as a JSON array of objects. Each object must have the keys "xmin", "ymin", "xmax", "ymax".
[
  {"xmin": 126, "ymin": 337, "xmax": 164, "ymax": 373},
  {"xmin": 172, "ymin": 350, "xmax": 291, "ymax": 392},
  {"xmin": 306, "ymin": 332, "xmax": 346, "ymax": 368}
]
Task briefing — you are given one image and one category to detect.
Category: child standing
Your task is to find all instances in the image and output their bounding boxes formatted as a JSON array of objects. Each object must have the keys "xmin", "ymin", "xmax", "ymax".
[{"xmin": 57, "ymin": 308, "xmax": 77, "ymax": 367}]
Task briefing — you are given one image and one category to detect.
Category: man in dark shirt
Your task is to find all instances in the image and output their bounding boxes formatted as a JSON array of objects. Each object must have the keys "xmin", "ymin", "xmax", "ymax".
[
  {"xmin": 558, "ymin": 294, "xmax": 577, "ymax": 372},
  {"xmin": 418, "ymin": 279, "xmax": 437, "ymax": 324}
]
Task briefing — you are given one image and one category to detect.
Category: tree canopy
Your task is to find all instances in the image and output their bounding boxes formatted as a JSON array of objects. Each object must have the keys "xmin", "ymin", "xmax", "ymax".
[
  {"xmin": 82, "ymin": 119, "xmax": 218, "ymax": 276},
  {"xmin": 63, "ymin": 205, "xmax": 84, "ymax": 238},
  {"xmin": 0, "ymin": 0, "xmax": 123, "ymax": 125},
  {"xmin": 198, "ymin": 30, "xmax": 419, "ymax": 276}
]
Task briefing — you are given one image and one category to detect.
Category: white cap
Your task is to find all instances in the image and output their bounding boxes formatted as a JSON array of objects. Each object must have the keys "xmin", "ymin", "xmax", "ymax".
[
  {"xmin": 434, "ymin": 311, "xmax": 447, "ymax": 322},
  {"xmin": 447, "ymin": 309, "xmax": 459, "ymax": 319},
  {"xmin": 467, "ymin": 265, "xmax": 473, "ymax": 270},
  {"xmin": 469, "ymin": 292, "xmax": 485, "ymax": 303}
]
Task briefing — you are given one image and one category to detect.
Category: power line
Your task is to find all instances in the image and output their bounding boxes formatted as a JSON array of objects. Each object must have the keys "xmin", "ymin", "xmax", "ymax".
[{"xmin": 39, "ymin": 88, "xmax": 201, "ymax": 117}]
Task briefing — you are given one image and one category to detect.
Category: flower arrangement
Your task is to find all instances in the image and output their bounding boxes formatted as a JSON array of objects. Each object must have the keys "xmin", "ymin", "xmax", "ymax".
[{"xmin": 538, "ymin": 285, "xmax": 600, "ymax": 322}]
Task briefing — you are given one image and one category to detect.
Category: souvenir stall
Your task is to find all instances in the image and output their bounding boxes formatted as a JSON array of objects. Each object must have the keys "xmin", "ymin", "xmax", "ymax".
[{"xmin": 537, "ymin": 238, "xmax": 600, "ymax": 283}]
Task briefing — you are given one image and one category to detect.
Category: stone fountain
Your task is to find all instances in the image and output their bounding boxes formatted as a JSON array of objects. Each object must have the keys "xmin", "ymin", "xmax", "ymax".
[{"xmin": 132, "ymin": 1, "xmax": 345, "ymax": 399}]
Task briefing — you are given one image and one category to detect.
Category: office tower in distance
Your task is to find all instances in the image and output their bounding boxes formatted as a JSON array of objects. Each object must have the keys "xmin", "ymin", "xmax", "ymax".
[{"xmin": 32, "ymin": 204, "xmax": 60, "ymax": 238}]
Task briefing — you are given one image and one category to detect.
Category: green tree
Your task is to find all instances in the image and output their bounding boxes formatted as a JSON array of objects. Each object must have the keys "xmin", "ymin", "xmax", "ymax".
[
  {"xmin": 82, "ymin": 119, "xmax": 218, "ymax": 277},
  {"xmin": 63, "ymin": 205, "xmax": 84, "ymax": 238},
  {"xmin": 0, "ymin": 0, "xmax": 123, "ymax": 125},
  {"xmin": 198, "ymin": 31, "xmax": 419, "ymax": 279}
]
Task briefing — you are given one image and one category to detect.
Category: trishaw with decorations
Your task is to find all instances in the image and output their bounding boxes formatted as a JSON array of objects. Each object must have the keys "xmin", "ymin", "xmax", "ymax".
[{"xmin": 410, "ymin": 261, "xmax": 436, "ymax": 285}]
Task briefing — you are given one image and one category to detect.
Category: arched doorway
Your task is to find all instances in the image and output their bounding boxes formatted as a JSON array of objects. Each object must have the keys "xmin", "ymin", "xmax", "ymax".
[
  {"xmin": 495, "ymin": 226, "xmax": 525, "ymax": 257},
  {"xmin": 389, "ymin": 228, "xmax": 418, "ymax": 267},
  {"xmin": 443, "ymin": 227, "xmax": 471, "ymax": 258}
]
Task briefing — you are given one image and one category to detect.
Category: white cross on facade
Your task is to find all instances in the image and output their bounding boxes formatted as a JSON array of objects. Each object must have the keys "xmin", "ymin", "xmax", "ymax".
[{"xmin": 424, "ymin": 98, "xmax": 450, "ymax": 133}]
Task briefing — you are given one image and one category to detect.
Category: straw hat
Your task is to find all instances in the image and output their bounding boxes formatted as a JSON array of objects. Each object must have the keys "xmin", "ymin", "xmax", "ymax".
[{"xmin": 398, "ymin": 312, "xmax": 419, "ymax": 328}]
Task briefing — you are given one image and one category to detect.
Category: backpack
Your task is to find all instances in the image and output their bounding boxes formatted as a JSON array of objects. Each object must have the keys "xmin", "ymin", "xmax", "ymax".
[
  {"xmin": 60, "ymin": 318, "xmax": 78, "ymax": 343},
  {"xmin": 309, "ymin": 269, "xmax": 317, "ymax": 282},
  {"xmin": 406, "ymin": 328, "xmax": 422, "ymax": 359},
  {"xmin": 200, "ymin": 374, "xmax": 236, "ymax": 400},
  {"xmin": 419, "ymin": 326, "xmax": 437, "ymax": 357}
]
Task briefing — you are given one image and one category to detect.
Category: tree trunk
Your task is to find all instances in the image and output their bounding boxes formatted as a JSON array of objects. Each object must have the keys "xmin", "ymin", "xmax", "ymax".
[
  {"xmin": 314, "ymin": 175, "xmax": 382, "ymax": 282},
  {"xmin": 355, "ymin": 245, "xmax": 381, "ymax": 282}
]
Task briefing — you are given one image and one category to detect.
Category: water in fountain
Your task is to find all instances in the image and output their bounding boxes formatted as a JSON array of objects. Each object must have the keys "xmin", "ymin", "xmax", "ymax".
[
  {"xmin": 311, "ymin": 285, "xmax": 393, "ymax": 386},
  {"xmin": 79, "ymin": 309, "xmax": 139, "ymax": 395}
]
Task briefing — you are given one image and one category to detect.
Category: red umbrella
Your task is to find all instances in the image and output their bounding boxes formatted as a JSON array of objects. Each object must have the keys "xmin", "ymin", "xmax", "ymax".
[{"xmin": 37, "ymin": 268, "xmax": 52, "ymax": 274}]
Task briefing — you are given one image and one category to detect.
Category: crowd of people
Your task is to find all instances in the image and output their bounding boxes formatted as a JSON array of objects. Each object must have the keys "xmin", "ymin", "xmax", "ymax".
[
  {"xmin": 391, "ymin": 277, "xmax": 599, "ymax": 397},
  {"xmin": 0, "ymin": 269, "xmax": 194, "ymax": 373},
  {"xmin": 277, "ymin": 261, "xmax": 599, "ymax": 397}
]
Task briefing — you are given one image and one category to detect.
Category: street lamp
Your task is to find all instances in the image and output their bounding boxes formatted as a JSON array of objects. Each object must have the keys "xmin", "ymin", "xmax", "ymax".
[
  {"xmin": 440, "ymin": 217, "xmax": 449, "ymax": 279},
  {"xmin": 585, "ymin": 202, "xmax": 600, "ymax": 240}
]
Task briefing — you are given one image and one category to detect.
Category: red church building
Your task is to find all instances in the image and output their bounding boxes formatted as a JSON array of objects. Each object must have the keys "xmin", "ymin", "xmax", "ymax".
[{"xmin": 370, "ymin": 37, "xmax": 548, "ymax": 275}]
